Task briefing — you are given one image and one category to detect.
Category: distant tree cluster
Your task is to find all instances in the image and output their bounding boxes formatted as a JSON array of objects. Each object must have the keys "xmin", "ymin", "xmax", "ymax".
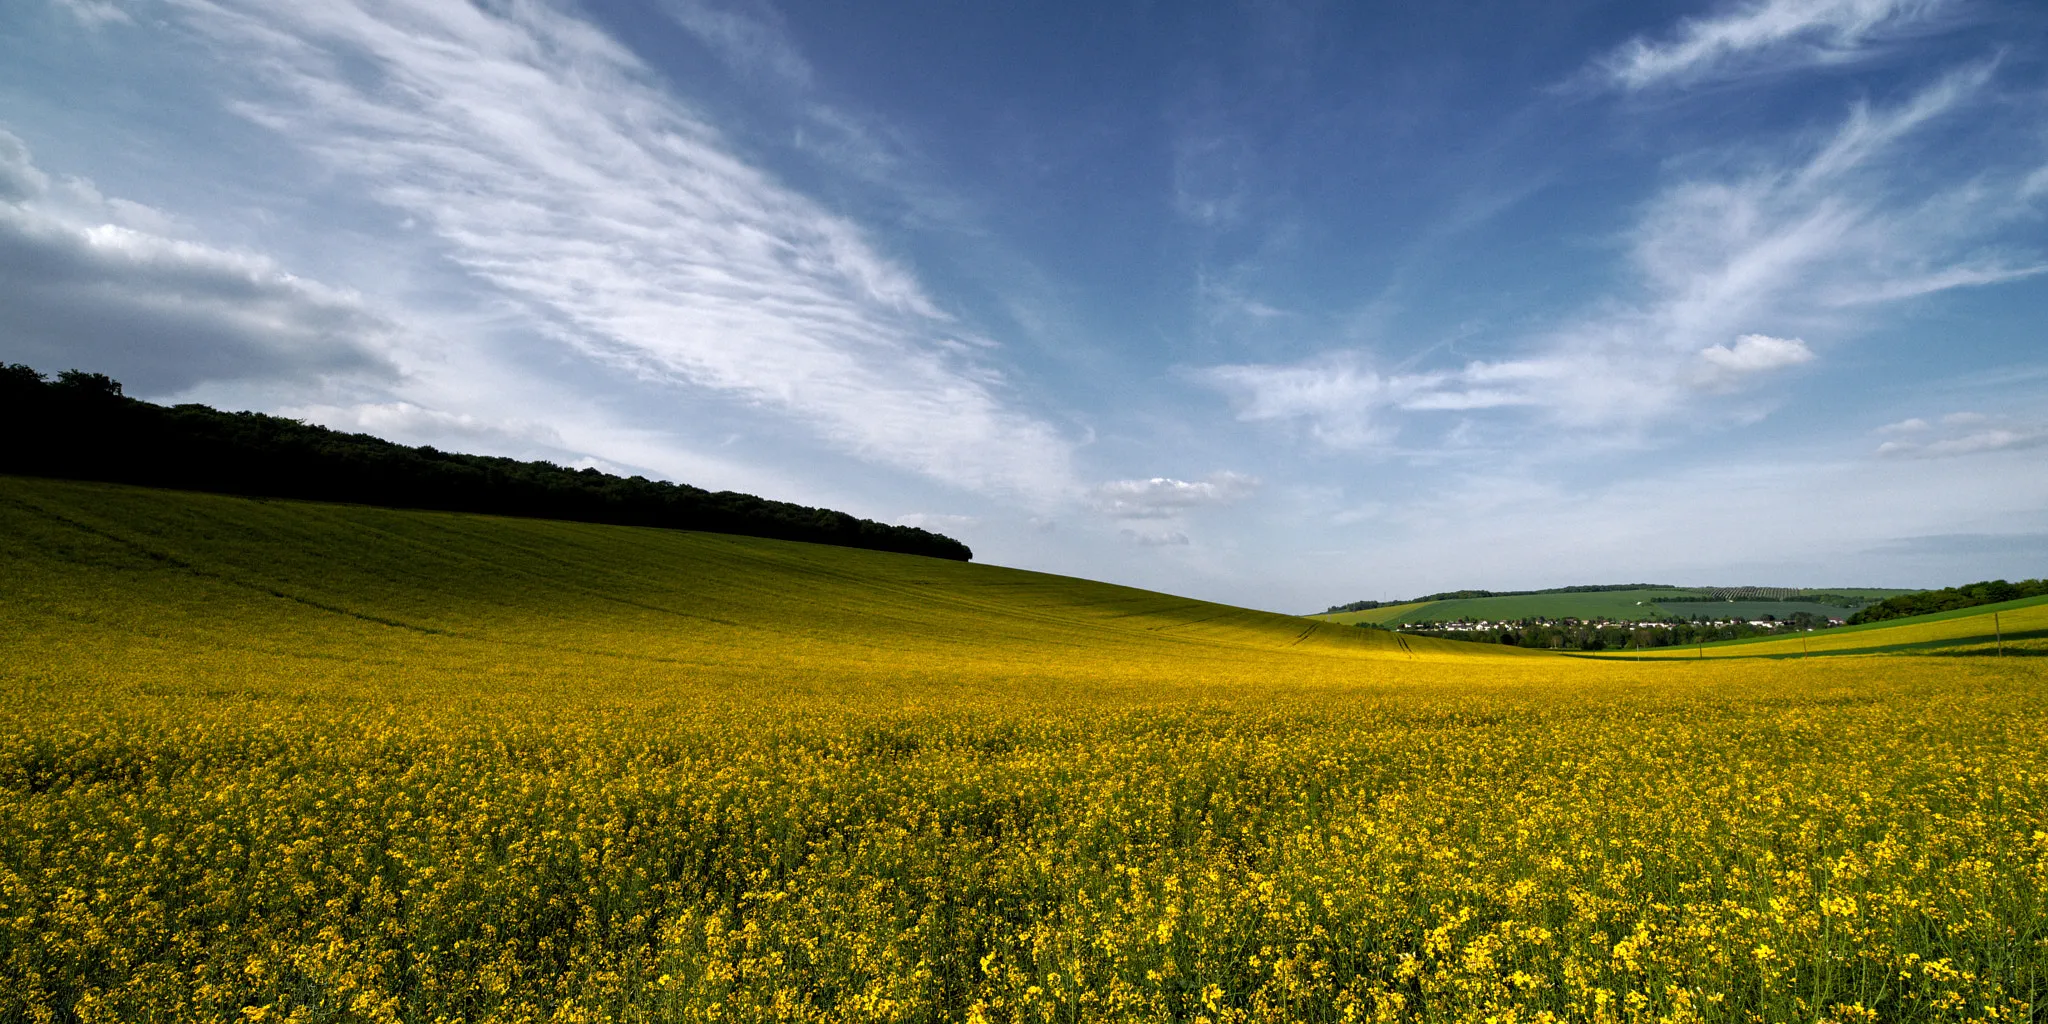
[
  {"xmin": 1847, "ymin": 579, "xmax": 2048, "ymax": 625},
  {"xmin": 0, "ymin": 365, "xmax": 972, "ymax": 561}
]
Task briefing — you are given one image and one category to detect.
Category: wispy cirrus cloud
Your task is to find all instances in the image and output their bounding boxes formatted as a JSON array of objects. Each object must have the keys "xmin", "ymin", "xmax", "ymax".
[
  {"xmin": 170, "ymin": 0, "xmax": 1073, "ymax": 498},
  {"xmin": 660, "ymin": 0, "xmax": 815, "ymax": 90},
  {"xmin": 1202, "ymin": 61, "xmax": 2043, "ymax": 451},
  {"xmin": 1875, "ymin": 411, "xmax": 2048, "ymax": 459},
  {"xmin": 1597, "ymin": 0, "xmax": 1953, "ymax": 91},
  {"xmin": 658, "ymin": 0, "xmax": 915, "ymax": 187},
  {"xmin": 54, "ymin": 0, "xmax": 132, "ymax": 27},
  {"xmin": 0, "ymin": 127, "xmax": 396, "ymax": 392}
]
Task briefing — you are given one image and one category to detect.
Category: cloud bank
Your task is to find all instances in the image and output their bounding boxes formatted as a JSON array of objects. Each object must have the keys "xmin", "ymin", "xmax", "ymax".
[{"xmin": 0, "ymin": 128, "xmax": 395, "ymax": 393}]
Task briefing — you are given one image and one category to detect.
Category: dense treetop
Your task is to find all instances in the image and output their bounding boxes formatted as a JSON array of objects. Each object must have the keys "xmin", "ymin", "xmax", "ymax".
[{"xmin": 0, "ymin": 365, "xmax": 971, "ymax": 561}]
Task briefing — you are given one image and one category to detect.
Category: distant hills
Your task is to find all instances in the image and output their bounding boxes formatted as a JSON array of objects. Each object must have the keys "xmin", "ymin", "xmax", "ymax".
[
  {"xmin": 1323, "ymin": 580, "xmax": 2048, "ymax": 628},
  {"xmin": 0, "ymin": 364, "xmax": 971, "ymax": 561},
  {"xmin": 1326, "ymin": 583, "xmax": 1671, "ymax": 612},
  {"xmin": 1317, "ymin": 585, "xmax": 1920, "ymax": 627}
]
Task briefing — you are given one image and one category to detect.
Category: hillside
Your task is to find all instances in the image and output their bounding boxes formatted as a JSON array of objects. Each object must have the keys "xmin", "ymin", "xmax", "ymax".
[{"xmin": 0, "ymin": 475, "xmax": 1519, "ymax": 699}]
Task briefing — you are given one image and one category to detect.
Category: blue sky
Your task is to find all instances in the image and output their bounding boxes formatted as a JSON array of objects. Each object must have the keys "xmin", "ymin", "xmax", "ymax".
[{"xmin": 4, "ymin": 0, "xmax": 2046, "ymax": 611}]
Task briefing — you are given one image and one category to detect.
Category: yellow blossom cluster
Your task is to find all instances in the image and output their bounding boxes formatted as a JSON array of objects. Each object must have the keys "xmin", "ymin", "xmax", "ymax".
[{"xmin": 2, "ymin": 477, "xmax": 2044, "ymax": 1022}]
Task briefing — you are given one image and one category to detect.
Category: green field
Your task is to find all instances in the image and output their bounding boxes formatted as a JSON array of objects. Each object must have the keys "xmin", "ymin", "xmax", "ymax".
[
  {"xmin": 1583, "ymin": 593, "xmax": 2048, "ymax": 659},
  {"xmin": 4, "ymin": 476, "xmax": 2046, "ymax": 1023},
  {"xmin": 1314, "ymin": 588, "xmax": 1914, "ymax": 626}
]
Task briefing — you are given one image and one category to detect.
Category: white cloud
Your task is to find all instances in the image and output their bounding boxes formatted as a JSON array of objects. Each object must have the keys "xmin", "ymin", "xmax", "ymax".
[
  {"xmin": 1091, "ymin": 472, "xmax": 1260, "ymax": 519},
  {"xmin": 1200, "ymin": 355, "xmax": 1444, "ymax": 449},
  {"xmin": 1696, "ymin": 333, "xmax": 1814, "ymax": 384},
  {"xmin": 1598, "ymin": 0, "xmax": 1950, "ymax": 91},
  {"xmin": 1795, "ymin": 61, "xmax": 1989, "ymax": 184},
  {"xmin": 1201, "ymin": 64, "xmax": 2042, "ymax": 450},
  {"xmin": 173, "ymin": 0, "xmax": 1072, "ymax": 499},
  {"xmin": 1875, "ymin": 411, "xmax": 2048, "ymax": 459},
  {"xmin": 1878, "ymin": 428, "xmax": 2048, "ymax": 459},
  {"xmin": 0, "ymin": 128, "xmax": 396, "ymax": 393}
]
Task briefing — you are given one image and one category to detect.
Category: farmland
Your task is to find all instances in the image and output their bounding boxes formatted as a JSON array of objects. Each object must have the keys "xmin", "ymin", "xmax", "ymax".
[
  {"xmin": 1581, "ymin": 594, "xmax": 2048, "ymax": 659},
  {"xmin": 3, "ymin": 476, "xmax": 2046, "ymax": 1023}
]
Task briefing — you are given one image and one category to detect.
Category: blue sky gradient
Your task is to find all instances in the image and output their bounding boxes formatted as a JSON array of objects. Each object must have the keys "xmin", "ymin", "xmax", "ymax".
[{"xmin": 4, "ymin": 0, "xmax": 2046, "ymax": 610}]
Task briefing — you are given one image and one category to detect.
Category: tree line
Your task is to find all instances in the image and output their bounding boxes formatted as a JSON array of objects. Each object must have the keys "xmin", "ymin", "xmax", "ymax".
[
  {"xmin": 1846, "ymin": 578, "xmax": 2048, "ymax": 625},
  {"xmin": 0, "ymin": 365, "xmax": 972, "ymax": 561}
]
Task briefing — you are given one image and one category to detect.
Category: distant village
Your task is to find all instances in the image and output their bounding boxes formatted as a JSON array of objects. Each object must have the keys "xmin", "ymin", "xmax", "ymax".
[
  {"xmin": 1406, "ymin": 614, "xmax": 1846, "ymax": 633},
  {"xmin": 1387, "ymin": 613, "xmax": 1843, "ymax": 651}
]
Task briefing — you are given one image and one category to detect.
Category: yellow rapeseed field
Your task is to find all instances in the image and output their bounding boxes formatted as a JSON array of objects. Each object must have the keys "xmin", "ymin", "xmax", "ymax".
[{"xmin": 2, "ymin": 476, "xmax": 2044, "ymax": 1023}]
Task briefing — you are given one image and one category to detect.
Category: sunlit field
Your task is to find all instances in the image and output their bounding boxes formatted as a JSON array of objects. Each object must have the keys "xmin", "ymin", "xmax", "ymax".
[{"xmin": 3, "ymin": 476, "xmax": 2044, "ymax": 1023}]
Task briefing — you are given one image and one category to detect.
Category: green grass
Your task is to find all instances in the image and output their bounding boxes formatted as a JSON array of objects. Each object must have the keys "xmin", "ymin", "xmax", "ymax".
[
  {"xmin": 1655, "ymin": 599, "xmax": 1842, "ymax": 621},
  {"xmin": 1311, "ymin": 600, "xmax": 1436, "ymax": 625}
]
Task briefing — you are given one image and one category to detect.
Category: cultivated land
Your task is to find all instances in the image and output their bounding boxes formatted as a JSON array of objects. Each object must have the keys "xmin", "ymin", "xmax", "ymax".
[
  {"xmin": 3, "ymin": 475, "xmax": 2045, "ymax": 1023},
  {"xmin": 1313, "ymin": 589, "xmax": 1913, "ymax": 627},
  {"xmin": 1581, "ymin": 594, "xmax": 2048, "ymax": 659}
]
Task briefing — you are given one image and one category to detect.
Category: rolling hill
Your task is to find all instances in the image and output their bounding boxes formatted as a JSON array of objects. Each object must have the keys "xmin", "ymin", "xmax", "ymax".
[
  {"xmin": 0, "ymin": 475, "xmax": 1524, "ymax": 703},
  {"xmin": 0, "ymin": 474, "xmax": 2016, "ymax": 693}
]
